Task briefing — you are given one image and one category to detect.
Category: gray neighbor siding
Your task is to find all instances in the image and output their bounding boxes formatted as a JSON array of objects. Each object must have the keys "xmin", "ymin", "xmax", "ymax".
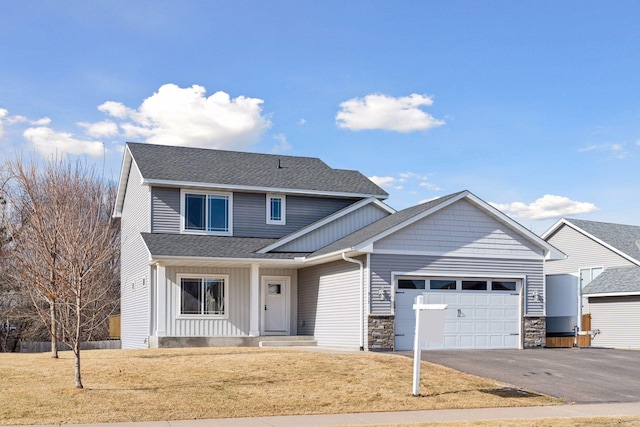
[
  {"xmin": 150, "ymin": 187, "xmax": 356, "ymax": 238},
  {"xmin": 545, "ymin": 225, "xmax": 634, "ymax": 274},
  {"xmin": 298, "ymin": 259, "xmax": 363, "ymax": 348},
  {"xmin": 120, "ymin": 164, "xmax": 152, "ymax": 349}
]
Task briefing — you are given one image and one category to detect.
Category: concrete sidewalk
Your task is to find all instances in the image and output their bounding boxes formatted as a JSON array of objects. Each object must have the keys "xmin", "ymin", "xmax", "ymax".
[{"xmin": 35, "ymin": 402, "xmax": 640, "ymax": 427}]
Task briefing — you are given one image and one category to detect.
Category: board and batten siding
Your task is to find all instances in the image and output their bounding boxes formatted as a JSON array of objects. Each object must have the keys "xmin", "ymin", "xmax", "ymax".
[
  {"xmin": 376, "ymin": 200, "xmax": 544, "ymax": 258},
  {"xmin": 588, "ymin": 296, "xmax": 640, "ymax": 349},
  {"xmin": 120, "ymin": 164, "xmax": 152, "ymax": 349},
  {"xmin": 545, "ymin": 225, "xmax": 634, "ymax": 275},
  {"xmin": 151, "ymin": 186, "xmax": 180, "ymax": 233},
  {"xmin": 159, "ymin": 266, "xmax": 298, "ymax": 337},
  {"xmin": 298, "ymin": 259, "xmax": 363, "ymax": 348},
  {"xmin": 370, "ymin": 254, "xmax": 544, "ymax": 315},
  {"xmin": 234, "ymin": 193, "xmax": 357, "ymax": 238},
  {"xmin": 277, "ymin": 204, "xmax": 390, "ymax": 252}
]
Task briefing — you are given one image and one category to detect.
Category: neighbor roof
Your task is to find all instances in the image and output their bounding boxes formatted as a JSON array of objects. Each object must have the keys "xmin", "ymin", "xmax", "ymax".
[
  {"xmin": 544, "ymin": 218, "xmax": 640, "ymax": 265},
  {"xmin": 582, "ymin": 266, "xmax": 640, "ymax": 295}
]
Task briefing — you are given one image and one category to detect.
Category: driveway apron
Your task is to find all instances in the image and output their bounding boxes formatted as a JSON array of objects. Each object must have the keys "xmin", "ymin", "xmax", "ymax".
[{"xmin": 407, "ymin": 348, "xmax": 640, "ymax": 404}]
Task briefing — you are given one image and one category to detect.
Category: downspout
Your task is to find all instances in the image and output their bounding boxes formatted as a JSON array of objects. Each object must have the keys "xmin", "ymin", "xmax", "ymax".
[{"xmin": 342, "ymin": 252, "xmax": 365, "ymax": 351}]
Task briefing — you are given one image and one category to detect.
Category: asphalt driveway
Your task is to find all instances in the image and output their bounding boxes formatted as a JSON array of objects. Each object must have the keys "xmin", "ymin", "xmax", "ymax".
[{"xmin": 403, "ymin": 348, "xmax": 640, "ymax": 404}]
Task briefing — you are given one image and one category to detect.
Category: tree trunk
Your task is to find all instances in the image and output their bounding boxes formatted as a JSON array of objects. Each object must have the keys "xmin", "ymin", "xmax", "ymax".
[
  {"xmin": 49, "ymin": 301, "xmax": 58, "ymax": 358},
  {"xmin": 74, "ymin": 290, "xmax": 83, "ymax": 389},
  {"xmin": 74, "ymin": 346, "xmax": 83, "ymax": 389}
]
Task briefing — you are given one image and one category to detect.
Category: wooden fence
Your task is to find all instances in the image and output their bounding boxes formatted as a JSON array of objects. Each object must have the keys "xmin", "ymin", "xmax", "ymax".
[{"xmin": 20, "ymin": 340, "xmax": 121, "ymax": 353}]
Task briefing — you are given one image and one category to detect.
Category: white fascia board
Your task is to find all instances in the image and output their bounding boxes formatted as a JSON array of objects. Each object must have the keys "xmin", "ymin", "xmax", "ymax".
[
  {"xmin": 297, "ymin": 248, "xmax": 364, "ymax": 265},
  {"xmin": 113, "ymin": 145, "xmax": 133, "ymax": 218},
  {"xmin": 352, "ymin": 191, "xmax": 469, "ymax": 252},
  {"xmin": 141, "ymin": 178, "xmax": 388, "ymax": 200},
  {"xmin": 258, "ymin": 197, "xmax": 395, "ymax": 254},
  {"xmin": 540, "ymin": 218, "xmax": 567, "ymax": 240},
  {"xmin": 148, "ymin": 255, "xmax": 303, "ymax": 265},
  {"xmin": 464, "ymin": 193, "xmax": 567, "ymax": 261},
  {"xmin": 584, "ymin": 291, "xmax": 640, "ymax": 297},
  {"xmin": 557, "ymin": 220, "xmax": 640, "ymax": 267}
]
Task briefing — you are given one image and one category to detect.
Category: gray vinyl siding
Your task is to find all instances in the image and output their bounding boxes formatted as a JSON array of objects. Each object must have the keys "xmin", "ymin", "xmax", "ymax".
[
  {"xmin": 149, "ymin": 189, "xmax": 356, "ymax": 238},
  {"xmin": 234, "ymin": 193, "xmax": 356, "ymax": 238},
  {"xmin": 159, "ymin": 266, "xmax": 297, "ymax": 337},
  {"xmin": 151, "ymin": 187, "xmax": 180, "ymax": 233},
  {"xmin": 120, "ymin": 164, "xmax": 151, "ymax": 349},
  {"xmin": 545, "ymin": 225, "xmax": 634, "ymax": 275},
  {"xmin": 588, "ymin": 296, "xmax": 640, "ymax": 349},
  {"xmin": 376, "ymin": 200, "xmax": 544, "ymax": 258},
  {"xmin": 370, "ymin": 254, "xmax": 544, "ymax": 315},
  {"xmin": 277, "ymin": 204, "xmax": 390, "ymax": 252},
  {"xmin": 298, "ymin": 259, "xmax": 363, "ymax": 348}
]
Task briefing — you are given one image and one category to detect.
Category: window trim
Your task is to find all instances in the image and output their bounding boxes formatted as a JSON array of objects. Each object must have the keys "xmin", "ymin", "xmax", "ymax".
[
  {"xmin": 266, "ymin": 194, "xmax": 286, "ymax": 225},
  {"xmin": 177, "ymin": 273, "xmax": 229, "ymax": 319},
  {"xmin": 180, "ymin": 189, "xmax": 233, "ymax": 236}
]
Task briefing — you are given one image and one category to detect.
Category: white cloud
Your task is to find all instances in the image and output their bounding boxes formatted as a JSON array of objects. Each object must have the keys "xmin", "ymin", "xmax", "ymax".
[
  {"xmin": 369, "ymin": 176, "xmax": 399, "ymax": 189},
  {"xmin": 272, "ymin": 134, "xmax": 292, "ymax": 153},
  {"xmin": 0, "ymin": 108, "xmax": 7, "ymax": 138},
  {"xmin": 298, "ymin": 118, "xmax": 306, "ymax": 125},
  {"xmin": 98, "ymin": 83, "xmax": 271, "ymax": 150},
  {"xmin": 78, "ymin": 120, "xmax": 119, "ymax": 138},
  {"xmin": 491, "ymin": 195, "xmax": 598, "ymax": 221},
  {"xmin": 579, "ymin": 143, "xmax": 629, "ymax": 159},
  {"xmin": 23, "ymin": 127, "xmax": 105, "ymax": 158},
  {"xmin": 30, "ymin": 117, "xmax": 51, "ymax": 126},
  {"xmin": 336, "ymin": 93, "xmax": 445, "ymax": 132}
]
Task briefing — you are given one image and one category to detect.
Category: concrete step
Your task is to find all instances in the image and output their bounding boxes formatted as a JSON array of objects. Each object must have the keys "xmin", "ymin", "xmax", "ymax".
[{"xmin": 258, "ymin": 340, "xmax": 317, "ymax": 348}]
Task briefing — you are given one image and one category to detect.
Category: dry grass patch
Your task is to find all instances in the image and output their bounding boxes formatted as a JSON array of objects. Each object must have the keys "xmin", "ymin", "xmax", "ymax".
[{"xmin": 0, "ymin": 347, "xmax": 561, "ymax": 425}]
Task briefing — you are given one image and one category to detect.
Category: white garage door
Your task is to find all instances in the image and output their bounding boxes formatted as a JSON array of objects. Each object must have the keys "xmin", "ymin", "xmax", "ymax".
[
  {"xmin": 395, "ymin": 277, "xmax": 521, "ymax": 351},
  {"xmin": 588, "ymin": 296, "xmax": 640, "ymax": 349}
]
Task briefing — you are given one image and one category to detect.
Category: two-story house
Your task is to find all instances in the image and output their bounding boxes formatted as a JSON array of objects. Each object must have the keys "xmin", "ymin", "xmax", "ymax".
[
  {"xmin": 543, "ymin": 219, "xmax": 640, "ymax": 349},
  {"xmin": 114, "ymin": 142, "xmax": 563, "ymax": 351}
]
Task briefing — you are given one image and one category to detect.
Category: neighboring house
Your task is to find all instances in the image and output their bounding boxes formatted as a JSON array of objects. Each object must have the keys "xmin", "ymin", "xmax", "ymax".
[
  {"xmin": 542, "ymin": 218, "xmax": 640, "ymax": 349},
  {"xmin": 114, "ymin": 142, "xmax": 564, "ymax": 351}
]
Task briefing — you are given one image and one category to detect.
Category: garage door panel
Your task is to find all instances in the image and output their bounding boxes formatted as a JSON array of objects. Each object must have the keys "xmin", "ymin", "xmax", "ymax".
[{"xmin": 394, "ymin": 281, "xmax": 521, "ymax": 351}]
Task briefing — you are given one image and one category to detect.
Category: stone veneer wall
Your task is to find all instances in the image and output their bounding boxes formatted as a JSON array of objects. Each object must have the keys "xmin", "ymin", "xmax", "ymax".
[
  {"xmin": 523, "ymin": 316, "xmax": 546, "ymax": 348},
  {"xmin": 368, "ymin": 314, "xmax": 395, "ymax": 350}
]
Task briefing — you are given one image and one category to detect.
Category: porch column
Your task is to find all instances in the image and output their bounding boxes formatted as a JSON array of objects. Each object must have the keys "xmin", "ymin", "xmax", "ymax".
[
  {"xmin": 156, "ymin": 262, "xmax": 166, "ymax": 337},
  {"xmin": 249, "ymin": 263, "xmax": 260, "ymax": 336}
]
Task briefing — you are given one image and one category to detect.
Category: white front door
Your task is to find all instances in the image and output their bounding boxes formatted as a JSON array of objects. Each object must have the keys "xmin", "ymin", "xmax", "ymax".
[{"xmin": 261, "ymin": 277, "xmax": 290, "ymax": 335}]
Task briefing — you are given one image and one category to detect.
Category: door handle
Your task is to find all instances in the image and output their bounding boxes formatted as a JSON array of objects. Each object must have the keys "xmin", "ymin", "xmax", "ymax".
[
  {"xmin": 457, "ymin": 309, "xmax": 462, "ymax": 317},
  {"xmin": 264, "ymin": 305, "xmax": 267, "ymax": 311}
]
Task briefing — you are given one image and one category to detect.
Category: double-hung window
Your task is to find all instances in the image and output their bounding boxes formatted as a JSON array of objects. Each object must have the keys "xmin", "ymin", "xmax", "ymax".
[
  {"xmin": 179, "ymin": 274, "xmax": 228, "ymax": 317},
  {"xmin": 266, "ymin": 194, "xmax": 286, "ymax": 225},
  {"xmin": 182, "ymin": 190, "xmax": 232, "ymax": 235}
]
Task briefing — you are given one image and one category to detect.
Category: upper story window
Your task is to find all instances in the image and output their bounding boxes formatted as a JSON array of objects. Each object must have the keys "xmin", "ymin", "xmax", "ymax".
[
  {"xmin": 266, "ymin": 194, "xmax": 286, "ymax": 225},
  {"xmin": 580, "ymin": 267, "xmax": 603, "ymax": 288},
  {"xmin": 182, "ymin": 190, "xmax": 232, "ymax": 235}
]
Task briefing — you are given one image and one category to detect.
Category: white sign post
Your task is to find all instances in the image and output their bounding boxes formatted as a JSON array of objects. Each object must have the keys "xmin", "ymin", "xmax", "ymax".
[{"xmin": 412, "ymin": 295, "xmax": 447, "ymax": 396}]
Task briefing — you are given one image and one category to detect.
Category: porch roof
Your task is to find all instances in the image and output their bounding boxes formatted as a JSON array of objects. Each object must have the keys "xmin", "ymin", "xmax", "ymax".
[{"xmin": 141, "ymin": 233, "xmax": 309, "ymax": 260}]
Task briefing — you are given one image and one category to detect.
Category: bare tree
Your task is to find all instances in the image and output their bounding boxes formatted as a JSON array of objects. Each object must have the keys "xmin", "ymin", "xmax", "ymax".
[{"xmin": 6, "ymin": 157, "xmax": 119, "ymax": 387}]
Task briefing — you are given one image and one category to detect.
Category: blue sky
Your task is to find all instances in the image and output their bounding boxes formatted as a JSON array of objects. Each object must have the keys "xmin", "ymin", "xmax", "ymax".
[{"xmin": 1, "ymin": 1, "xmax": 639, "ymax": 233}]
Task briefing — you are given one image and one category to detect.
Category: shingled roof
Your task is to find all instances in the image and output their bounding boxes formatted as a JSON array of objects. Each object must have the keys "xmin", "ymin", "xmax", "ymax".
[
  {"xmin": 126, "ymin": 142, "xmax": 387, "ymax": 197},
  {"xmin": 582, "ymin": 266, "xmax": 640, "ymax": 295},
  {"xmin": 560, "ymin": 219, "xmax": 640, "ymax": 264},
  {"xmin": 141, "ymin": 233, "xmax": 308, "ymax": 260}
]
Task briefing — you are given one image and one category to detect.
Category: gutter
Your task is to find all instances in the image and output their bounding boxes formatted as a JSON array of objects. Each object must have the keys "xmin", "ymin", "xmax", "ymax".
[{"xmin": 342, "ymin": 252, "xmax": 365, "ymax": 351}]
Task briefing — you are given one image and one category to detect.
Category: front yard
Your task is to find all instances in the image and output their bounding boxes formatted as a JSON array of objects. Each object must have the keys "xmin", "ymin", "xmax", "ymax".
[{"xmin": 0, "ymin": 347, "xmax": 560, "ymax": 425}]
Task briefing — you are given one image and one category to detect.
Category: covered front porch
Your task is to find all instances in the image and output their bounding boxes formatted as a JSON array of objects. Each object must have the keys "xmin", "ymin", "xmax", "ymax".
[{"xmin": 147, "ymin": 258, "xmax": 312, "ymax": 348}]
